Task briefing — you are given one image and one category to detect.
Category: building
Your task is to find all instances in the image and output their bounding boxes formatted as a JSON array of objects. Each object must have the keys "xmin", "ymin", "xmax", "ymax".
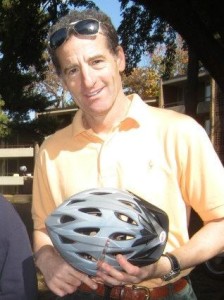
[
  {"xmin": 0, "ymin": 107, "xmax": 77, "ymax": 195},
  {"xmin": 159, "ymin": 71, "xmax": 224, "ymax": 164},
  {"xmin": 0, "ymin": 108, "xmax": 78, "ymax": 194},
  {"xmin": 0, "ymin": 142, "xmax": 36, "ymax": 194},
  {"xmin": 159, "ymin": 71, "xmax": 211, "ymax": 129}
]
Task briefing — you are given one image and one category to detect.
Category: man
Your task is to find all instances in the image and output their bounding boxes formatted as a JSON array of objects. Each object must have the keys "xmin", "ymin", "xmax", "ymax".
[
  {"xmin": 32, "ymin": 9, "xmax": 224, "ymax": 300},
  {"xmin": 0, "ymin": 195, "xmax": 38, "ymax": 299}
]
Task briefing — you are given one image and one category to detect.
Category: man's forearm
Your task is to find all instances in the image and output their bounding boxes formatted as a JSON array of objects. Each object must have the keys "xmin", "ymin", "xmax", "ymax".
[
  {"xmin": 33, "ymin": 229, "xmax": 56, "ymax": 270},
  {"xmin": 172, "ymin": 218, "xmax": 224, "ymax": 271}
]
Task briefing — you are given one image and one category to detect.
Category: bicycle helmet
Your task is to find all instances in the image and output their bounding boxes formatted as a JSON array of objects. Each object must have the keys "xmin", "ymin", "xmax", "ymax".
[{"xmin": 45, "ymin": 188, "xmax": 169, "ymax": 276}]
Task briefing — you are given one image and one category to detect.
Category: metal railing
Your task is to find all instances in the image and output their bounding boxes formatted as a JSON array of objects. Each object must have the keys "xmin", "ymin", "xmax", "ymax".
[{"xmin": 0, "ymin": 144, "xmax": 33, "ymax": 149}]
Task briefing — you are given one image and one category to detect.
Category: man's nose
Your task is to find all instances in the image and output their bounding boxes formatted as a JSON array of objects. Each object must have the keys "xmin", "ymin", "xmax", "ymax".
[{"xmin": 81, "ymin": 67, "xmax": 96, "ymax": 88}]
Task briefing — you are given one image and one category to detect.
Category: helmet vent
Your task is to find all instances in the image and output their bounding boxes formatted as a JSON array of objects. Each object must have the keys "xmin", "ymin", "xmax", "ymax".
[
  {"xmin": 78, "ymin": 253, "xmax": 97, "ymax": 262},
  {"xmin": 109, "ymin": 232, "xmax": 135, "ymax": 241},
  {"xmin": 67, "ymin": 199, "xmax": 85, "ymax": 205},
  {"xmin": 59, "ymin": 235, "xmax": 75, "ymax": 244},
  {"xmin": 107, "ymin": 250, "xmax": 132, "ymax": 258},
  {"xmin": 92, "ymin": 191, "xmax": 111, "ymax": 196},
  {"xmin": 60, "ymin": 215, "xmax": 75, "ymax": 223},
  {"xmin": 79, "ymin": 207, "xmax": 102, "ymax": 216},
  {"xmin": 75, "ymin": 228, "xmax": 100, "ymax": 236},
  {"xmin": 119, "ymin": 200, "xmax": 140, "ymax": 212},
  {"xmin": 115, "ymin": 212, "xmax": 137, "ymax": 225}
]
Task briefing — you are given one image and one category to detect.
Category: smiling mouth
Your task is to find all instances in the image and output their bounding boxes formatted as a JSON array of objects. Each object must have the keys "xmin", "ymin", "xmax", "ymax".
[{"xmin": 86, "ymin": 87, "xmax": 103, "ymax": 98}]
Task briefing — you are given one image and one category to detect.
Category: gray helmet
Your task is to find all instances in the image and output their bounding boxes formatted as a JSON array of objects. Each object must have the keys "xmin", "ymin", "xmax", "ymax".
[{"xmin": 45, "ymin": 188, "xmax": 169, "ymax": 276}]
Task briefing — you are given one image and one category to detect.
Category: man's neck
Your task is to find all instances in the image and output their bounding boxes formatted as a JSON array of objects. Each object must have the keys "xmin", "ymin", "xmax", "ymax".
[{"xmin": 82, "ymin": 95, "xmax": 131, "ymax": 136}]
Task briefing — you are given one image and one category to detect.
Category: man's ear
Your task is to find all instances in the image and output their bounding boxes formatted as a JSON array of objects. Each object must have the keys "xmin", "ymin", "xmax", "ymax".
[{"xmin": 116, "ymin": 46, "xmax": 126, "ymax": 72}]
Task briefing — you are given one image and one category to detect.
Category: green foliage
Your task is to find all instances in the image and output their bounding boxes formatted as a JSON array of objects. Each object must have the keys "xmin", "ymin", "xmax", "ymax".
[
  {"xmin": 122, "ymin": 67, "xmax": 160, "ymax": 99},
  {"xmin": 0, "ymin": 0, "xmax": 98, "ymax": 140},
  {"xmin": 117, "ymin": 2, "xmax": 177, "ymax": 77},
  {"xmin": 0, "ymin": 0, "xmax": 98, "ymax": 120},
  {"xmin": 0, "ymin": 97, "xmax": 10, "ymax": 138},
  {"xmin": 118, "ymin": 0, "xmax": 224, "ymax": 93},
  {"xmin": 150, "ymin": 35, "xmax": 189, "ymax": 78}
]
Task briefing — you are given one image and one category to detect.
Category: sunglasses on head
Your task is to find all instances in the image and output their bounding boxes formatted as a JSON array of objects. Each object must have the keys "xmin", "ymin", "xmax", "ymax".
[{"xmin": 49, "ymin": 18, "xmax": 100, "ymax": 50}]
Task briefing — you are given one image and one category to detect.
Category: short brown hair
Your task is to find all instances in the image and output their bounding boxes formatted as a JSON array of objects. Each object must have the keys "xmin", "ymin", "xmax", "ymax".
[{"xmin": 48, "ymin": 9, "xmax": 119, "ymax": 75}]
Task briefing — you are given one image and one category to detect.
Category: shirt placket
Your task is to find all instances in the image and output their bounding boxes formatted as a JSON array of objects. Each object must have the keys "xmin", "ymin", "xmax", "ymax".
[{"xmin": 97, "ymin": 134, "xmax": 119, "ymax": 188}]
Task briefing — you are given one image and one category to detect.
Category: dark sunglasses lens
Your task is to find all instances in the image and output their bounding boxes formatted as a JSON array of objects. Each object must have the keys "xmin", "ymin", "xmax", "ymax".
[
  {"xmin": 50, "ymin": 28, "xmax": 67, "ymax": 49},
  {"xmin": 74, "ymin": 19, "xmax": 99, "ymax": 35}
]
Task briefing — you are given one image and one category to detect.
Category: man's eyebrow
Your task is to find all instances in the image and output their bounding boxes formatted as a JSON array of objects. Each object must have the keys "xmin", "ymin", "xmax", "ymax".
[
  {"xmin": 62, "ymin": 53, "xmax": 106, "ymax": 74},
  {"xmin": 88, "ymin": 53, "xmax": 105, "ymax": 61},
  {"xmin": 63, "ymin": 63, "xmax": 78, "ymax": 74}
]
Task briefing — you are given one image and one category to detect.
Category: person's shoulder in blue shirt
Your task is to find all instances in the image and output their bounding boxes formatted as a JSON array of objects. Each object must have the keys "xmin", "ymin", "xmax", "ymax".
[{"xmin": 0, "ymin": 194, "xmax": 38, "ymax": 300}]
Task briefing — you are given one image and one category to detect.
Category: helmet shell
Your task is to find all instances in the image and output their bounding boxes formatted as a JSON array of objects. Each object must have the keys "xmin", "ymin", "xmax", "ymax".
[{"xmin": 45, "ymin": 188, "xmax": 169, "ymax": 276}]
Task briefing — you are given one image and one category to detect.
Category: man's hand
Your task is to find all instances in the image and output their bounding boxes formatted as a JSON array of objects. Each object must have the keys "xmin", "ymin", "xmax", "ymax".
[
  {"xmin": 35, "ymin": 245, "xmax": 97, "ymax": 297},
  {"xmin": 96, "ymin": 254, "xmax": 161, "ymax": 286}
]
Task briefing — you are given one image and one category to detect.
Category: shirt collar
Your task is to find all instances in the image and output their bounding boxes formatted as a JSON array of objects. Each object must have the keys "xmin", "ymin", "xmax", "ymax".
[{"xmin": 71, "ymin": 94, "xmax": 148, "ymax": 137}]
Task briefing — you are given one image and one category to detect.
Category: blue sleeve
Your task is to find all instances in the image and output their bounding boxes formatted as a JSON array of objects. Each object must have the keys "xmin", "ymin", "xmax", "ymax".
[{"xmin": 0, "ymin": 195, "xmax": 38, "ymax": 300}]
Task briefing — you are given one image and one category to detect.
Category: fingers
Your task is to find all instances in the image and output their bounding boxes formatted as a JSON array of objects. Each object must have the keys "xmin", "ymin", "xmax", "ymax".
[
  {"xmin": 37, "ymin": 245, "xmax": 98, "ymax": 296},
  {"xmin": 45, "ymin": 259, "xmax": 98, "ymax": 296},
  {"xmin": 97, "ymin": 268, "xmax": 124, "ymax": 286},
  {"xmin": 116, "ymin": 254, "xmax": 139, "ymax": 275},
  {"xmin": 96, "ymin": 255, "xmax": 145, "ymax": 286},
  {"xmin": 96, "ymin": 258, "xmax": 128, "ymax": 286},
  {"xmin": 50, "ymin": 281, "xmax": 79, "ymax": 297},
  {"xmin": 46, "ymin": 264, "xmax": 80, "ymax": 296},
  {"xmin": 78, "ymin": 271, "xmax": 98, "ymax": 290}
]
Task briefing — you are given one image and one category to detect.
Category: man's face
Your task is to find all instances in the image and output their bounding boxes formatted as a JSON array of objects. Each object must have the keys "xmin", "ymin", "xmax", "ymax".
[{"xmin": 56, "ymin": 32, "xmax": 125, "ymax": 118}]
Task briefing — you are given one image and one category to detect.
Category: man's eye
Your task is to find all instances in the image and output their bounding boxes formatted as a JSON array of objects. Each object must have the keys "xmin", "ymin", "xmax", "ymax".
[
  {"xmin": 70, "ymin": 68, "xmax": 78, "ymax": 74},
  {"xmin": 93, "ymin": 59, "xmax": 102, "ymax": 64},
  {"xmin": 68, "ymin": 68, "xmax": 78, "ymax": 76},
  {"xmin": 92, "ymin": 59, "xmax": 105, "ymax": 68}
]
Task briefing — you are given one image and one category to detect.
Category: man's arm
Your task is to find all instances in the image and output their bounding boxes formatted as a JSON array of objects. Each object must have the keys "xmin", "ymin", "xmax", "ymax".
[
  {"xmin": 34, "ymin": 229, "xmax": 98, "ymax": 297},
  {"xmin": 96, "ymin": 218, "xmax": 224, "ymax": 286},
  {"xmin": 32, "ymin": 149, "xmax": 98, "ymax": 296}
]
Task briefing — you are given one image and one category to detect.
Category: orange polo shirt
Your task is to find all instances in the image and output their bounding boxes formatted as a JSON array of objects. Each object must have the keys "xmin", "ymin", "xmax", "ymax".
[{"xmin": 32, "ymin": 93, "xmax": 224, "ymax": 286}]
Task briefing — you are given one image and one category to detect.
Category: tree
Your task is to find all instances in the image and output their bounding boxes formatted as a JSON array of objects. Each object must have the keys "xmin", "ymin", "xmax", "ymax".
[
  {"xmin": 149, "ymin": 35, "xmax": 189, "ymax": 78},
  {"xmin": 0, "ymin": 0, "xmax": 49, "ymax": 119},
  {"xmin": 0, "ymin": 97, "xmax": 10, "ymax": 138},
  {"xmin": 122, "ymin": 34, "xmax": 188, "ymax": 103},
  {"xmin": 118, "ymin": 0, "xmax": 224, "ymax": 93},
  {"xmin": 118, "ymin": 0, "xmax": 224, "ymax": 118},
  {"xmin": 0, "ymin": 0, "xmax": 98, "ymax": 140},
  {"xmin": 122, "ymin": 67, "xmax": 160, "ymax": 99},
  {"xmin": 31, "ymin": 53, "xmax": 73, "ymax": 109},
  {"xmin": 117, "ymin": 2, "xmax": 177, "ymax": 77},
  {"xmin": 0, "ymin": 0, "xmax": 98, "ymax": 120}
]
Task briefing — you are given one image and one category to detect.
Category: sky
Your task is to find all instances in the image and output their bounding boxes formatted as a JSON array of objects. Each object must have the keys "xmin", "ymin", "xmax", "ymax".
[
  {"xmin": 90, "ymin": 0, "xmax": 148, "ymax": 66},
  {"xmin": 91, "ymin": 0, "xmax": 122, "ymax": 29}
]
